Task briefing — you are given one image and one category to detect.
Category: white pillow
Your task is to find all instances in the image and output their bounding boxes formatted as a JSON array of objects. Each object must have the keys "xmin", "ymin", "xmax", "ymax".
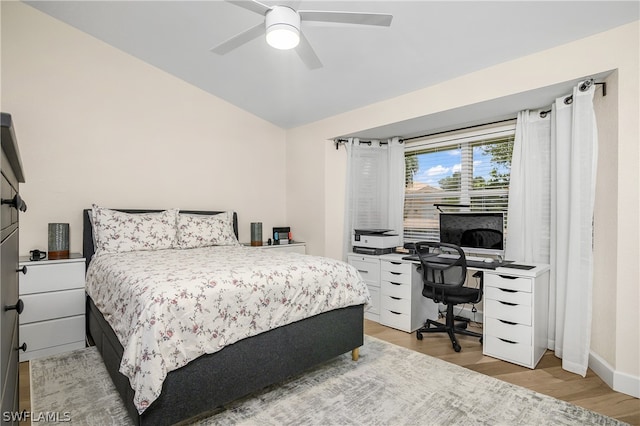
[
  {"xmin": 91, "ymin": 205, "xmax": 178, "ymax": 255},
  {"xmin": 177, "ymin": 211, "xmax": 239, "ymax": 249}
]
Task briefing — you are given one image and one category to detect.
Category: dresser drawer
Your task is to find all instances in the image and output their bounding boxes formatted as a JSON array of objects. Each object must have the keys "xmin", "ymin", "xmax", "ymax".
[
  {"xmin": 381, "ymin": 269, "xmax": 411, "ymax": 285},
  {"xmin": 20, "ymin": 288, "xmax": 85, "ymax": 324},
  {"xmin": 380, "ymin": 260, "xmax": 411, "ymax": 275},
  {"xmin": 380, "ymin": 309, "xmax": 412, "ymax": 332},
  {"xmin": 484, "ymin": 317, "xmax": 532, "ymax": 344},
  {"xmin": 381, "ymin": 280, "xmax": 412, "ymax": 299},
  {"xmin": 348, "ymin": 258, "xmax": 380, "ymax": 285},
  {"xmin": 20, "ymin": 261, "xmax": 85, "ymax": 294},
  {"xmin": 484, "ymin": 273, "xmax": 532, "ymax": 292},
  {"xmin": 485, "ymin": 286, "xmax": 532, "ymax": 306},
  {"xmin": 484, "ymin": 299, "xmax": 532, "ymax": 326},
  {"xmin": 380, "ymin": 294, "xmax": 411, "ymax": 314},
  {"xmin": 20, "ymin": 315, "xmax": 85, "ymax": 353},
  {"xmin": 484, "ymin": 335, "xmax": 533, "ymax": 368}
]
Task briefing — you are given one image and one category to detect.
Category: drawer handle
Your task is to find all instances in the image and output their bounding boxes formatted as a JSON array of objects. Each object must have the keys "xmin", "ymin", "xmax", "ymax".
[
  {"xmin": 498, "ymin": 288, "xmax": 517, "ymax": 293},
  {"xmin": 389, "ymin": 282, "xmax": 402, "ymax": 286},
  {"xmin": 390, "ymin": 261, "xmax": 402, "ymax": 265},
  {"xmin": 390, "ymin": 272, "xmax": 401, "ymax": 275},
  {"xmin": 1, "ymin": 194, "xmax": 27, "ymax": 212},
  {"xmin": 4, "ymin": 299, "xmax": 24, "ymax": 314},
  {"xmin": 389, "ymin": 311, "xmax": 401, "ymax": 316},
  {"xmin": 17, "ymin": 265, "xmax": 27, "ymax": 275},
  {"xmin": 390, "ymin": 296, "xmax": 401, "ymax": 300},
  {"xmin": 16, "ymin": 342, "xmax": 27, "ymax": 352},
  {"xmin": 498, "ymin": 301, "xmax": 517, "ymax": 306},
  {"xmin": 498, "ymin": 319, "xmax": 517, "ymax": 325},
  {"xmin": 498, "ymin": 275, "xmax": 518, "ymax": 280},
  {"xmin": 498, "ymin": 338, "xmax": 517, "ymax": 344},
  {"xmin": 357, "ymin": 270, "xmax": 369, "ymax": 274}
]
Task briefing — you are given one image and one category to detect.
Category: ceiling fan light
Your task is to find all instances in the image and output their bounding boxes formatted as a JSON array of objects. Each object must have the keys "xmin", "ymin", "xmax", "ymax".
[{"xmin": 266, "ymin": 24, "xmax": 300, "ymax": 50}]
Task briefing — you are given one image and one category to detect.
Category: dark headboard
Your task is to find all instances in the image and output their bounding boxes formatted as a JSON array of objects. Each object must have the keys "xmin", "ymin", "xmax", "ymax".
[{"xmin": 82, "ymin": 209, "xmax": 239, "ymax": 269}]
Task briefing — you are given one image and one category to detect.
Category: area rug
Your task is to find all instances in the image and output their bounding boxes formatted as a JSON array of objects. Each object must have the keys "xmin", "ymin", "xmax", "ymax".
[{"xmin": 30, "ymin": 336, "xmax": 625, "ymax": 425}]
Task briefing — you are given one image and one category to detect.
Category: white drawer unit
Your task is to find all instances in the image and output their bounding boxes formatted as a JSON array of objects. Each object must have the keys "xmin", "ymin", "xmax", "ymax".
[
  {"xmin": 482, "ymin": 265, "xmax": 550, "ymax": 369},
  {"xmin": 379, "ymin": 254, "xmax": 438, "ymax": 333},
  {"xmin": 18, "ymin": 254, "xmax": 86, "ymax": 362},
  {"xmin": 347, "ymin": 254, "xmax": 381, "ymax": 322}
]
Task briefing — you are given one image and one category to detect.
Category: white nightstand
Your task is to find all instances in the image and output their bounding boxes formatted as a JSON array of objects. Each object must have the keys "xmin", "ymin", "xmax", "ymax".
[
  {"xmin": 244, "ymin": 242, "xmax": 306, "ymax": 254},
  {"xmin": 18, "ymin": 253, "xmax": 86, "ymax": 362}
]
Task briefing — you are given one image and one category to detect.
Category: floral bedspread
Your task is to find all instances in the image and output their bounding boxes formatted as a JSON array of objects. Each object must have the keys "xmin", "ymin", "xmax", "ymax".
[{"xmin": 85, "ymin": 246, "xmax": 370, "ymax": 414}]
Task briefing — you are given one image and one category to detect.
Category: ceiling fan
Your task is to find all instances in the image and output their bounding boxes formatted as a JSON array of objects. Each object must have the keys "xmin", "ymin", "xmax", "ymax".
[{"xmin": 211, "ymin": 0, "xmax": 393, "ymax": 70}]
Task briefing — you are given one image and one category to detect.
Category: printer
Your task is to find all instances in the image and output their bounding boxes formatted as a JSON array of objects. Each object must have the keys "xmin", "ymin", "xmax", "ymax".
[{"xmin": 352, "ymin": 229, "xmax": 400, "ymax": 255}]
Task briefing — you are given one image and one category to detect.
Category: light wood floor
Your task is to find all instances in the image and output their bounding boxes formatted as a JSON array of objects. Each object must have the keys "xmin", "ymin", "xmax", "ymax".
[
  {"xmin": 19, "ymin": 321, "xmax": 640, "ymax": 425},
  {"xmin": 365, "ymin": 319, "xmax": 640, "ymax": 425}
]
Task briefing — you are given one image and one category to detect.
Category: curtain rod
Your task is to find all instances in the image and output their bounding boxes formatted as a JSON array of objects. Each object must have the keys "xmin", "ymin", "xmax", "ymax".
[
  {"xmin": 400, "ymin": 117, "xmax": 516, "ymax": 143},
  {"xmin": 540, "ymin": 81, "xmax": 605, "ymax": 118},
  {"xmin": 335, "ymin": 80, "xmax": 606, "ymax": 148}
]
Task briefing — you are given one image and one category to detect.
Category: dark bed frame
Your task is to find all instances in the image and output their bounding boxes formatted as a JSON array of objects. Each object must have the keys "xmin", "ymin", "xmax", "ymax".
[{"xmin": 82, "ymin": 209, "xmax": 364, "ymax": 426}]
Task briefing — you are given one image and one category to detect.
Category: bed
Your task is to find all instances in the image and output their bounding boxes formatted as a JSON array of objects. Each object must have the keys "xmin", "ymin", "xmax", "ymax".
[{"xmin": 82, "ymin": 207, "xmax": 368, "ymax": 426}]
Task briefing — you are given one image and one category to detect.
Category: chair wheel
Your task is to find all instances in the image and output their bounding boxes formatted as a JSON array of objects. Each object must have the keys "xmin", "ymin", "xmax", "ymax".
[
  {"xmin": 453, "ymin": 343, "xmax": 461, "ymax": 352},
  {"xmin": 416, "ymin": 332, "xmax": 423, "ymax": 340}
]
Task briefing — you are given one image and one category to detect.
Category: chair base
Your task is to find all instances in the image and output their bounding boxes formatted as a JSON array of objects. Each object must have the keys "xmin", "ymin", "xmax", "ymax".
[{"xmin": 416, "ymin": 306, "xmax": 483, "ymax": 352}]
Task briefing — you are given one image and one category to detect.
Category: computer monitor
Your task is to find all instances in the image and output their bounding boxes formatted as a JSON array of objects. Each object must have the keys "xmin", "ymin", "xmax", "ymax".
[{"xmin": 439, "ymin": 212, "xmax": 505, "ymax": 256}]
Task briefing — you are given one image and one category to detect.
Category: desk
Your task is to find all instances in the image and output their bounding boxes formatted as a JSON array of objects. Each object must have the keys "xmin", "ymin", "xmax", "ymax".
[{"xmin": 350, "ymin": 251, "xmax": 550, "ymax": 369}]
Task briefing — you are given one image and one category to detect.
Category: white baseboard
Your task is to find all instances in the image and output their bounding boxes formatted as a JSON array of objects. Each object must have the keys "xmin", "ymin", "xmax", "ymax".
[
  {"xmin": 449, "ymin": 311, "xmax": 639, "ymax": 398},
  {"xmin": 589, "ymin": 351, "xmax": 640, "ymax": 398}
]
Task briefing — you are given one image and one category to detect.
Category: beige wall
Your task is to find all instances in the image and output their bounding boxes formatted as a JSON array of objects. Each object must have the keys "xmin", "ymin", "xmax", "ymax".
[
  {"xmin": 287, "ymin": 21, "xmax": 639, "ymax": 384},
  {"xmin": 1, "ymin": 2, "xmax": 286, "ymax": 251}
]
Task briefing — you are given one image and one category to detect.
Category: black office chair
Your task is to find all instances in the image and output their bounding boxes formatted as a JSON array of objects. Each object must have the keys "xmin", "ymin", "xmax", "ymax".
[{"xmin": 414, "ymin": 242, "xmax": 483, "ymax": 352}]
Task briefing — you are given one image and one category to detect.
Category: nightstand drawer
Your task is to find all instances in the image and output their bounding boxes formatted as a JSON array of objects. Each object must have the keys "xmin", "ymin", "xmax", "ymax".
[
  {"xmin": 20, "ymin": 261, "xmax": 85, "ymax": 294},
  {"xmin": 484, "ymin": 317, "xmax": 532, "ymax": 344},
  {"xmin": 381, "ymin": 280, "xmax": 412, "ymax": 299},
  {"xmin": 485, "ymin": 286, "xmax": 532, "ymax": 306},
  {"xmin": 484, "ymin": 335, "xmax": 532, "ymax": 367},
  {"xmin": 484, "ymin": 299, "xmax": 532, "ymax": 326},
  {"xmin": 349, "ymin": 258, "xmax": 380, "ymax": 285},
  {"xmin": 380, "ymin": 294, "xmax": 411, "ymax": 314},
  {"xmin": 380, "ymin": 260, "xmax": 411, "ymax": 275},
  {"xmin": 20, "ymin": 315, "xmax": 85, "ymax": 353},
  {"xmin": 20, "ymin": 288, "xmax": 85, "ymax": 324},
  {"xmin": 484, "ymin": 274, "xmax": 532, "ymax": 292}
]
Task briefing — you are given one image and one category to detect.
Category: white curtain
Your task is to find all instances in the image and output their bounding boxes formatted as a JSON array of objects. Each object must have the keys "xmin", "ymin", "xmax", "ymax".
[
  {"xmin": 506, "ymin": 80, "xmax": 598, "ymax": 376},
  {"xmin": 505, "ymin": 110, "xmax": 551, "ymax": 264},
  {"xmin": 342, "ymin": 137, "xmax": 405, "ymax": 259}
]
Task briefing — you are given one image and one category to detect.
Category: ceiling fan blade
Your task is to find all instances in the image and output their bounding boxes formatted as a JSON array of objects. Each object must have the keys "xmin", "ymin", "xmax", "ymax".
[
  {"xmin": 295, "ymin": 32, "xmax": 322, "ymax": 70},
  {"xmin": 226, "ymin": 0, "xmax": 271, "ymax": 16},
  {"xmin": 211, "ymin": 23, "xmax": 266, "ymax": 55},
  {"xmin": 298, "ymin": 10, "xmax": 393, "ymax": 26}
]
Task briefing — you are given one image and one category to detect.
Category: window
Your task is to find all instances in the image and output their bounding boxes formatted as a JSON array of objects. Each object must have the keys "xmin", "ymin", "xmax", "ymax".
[{"xmin": 403, "ymin": 123, "xmax": 515, "ymax": 242}]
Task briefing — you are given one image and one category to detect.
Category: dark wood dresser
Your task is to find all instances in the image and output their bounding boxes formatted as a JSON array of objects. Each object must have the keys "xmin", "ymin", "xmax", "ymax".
[{"xmin": 1, "ymin": 112, "xmax": 26, "ymax": 424}]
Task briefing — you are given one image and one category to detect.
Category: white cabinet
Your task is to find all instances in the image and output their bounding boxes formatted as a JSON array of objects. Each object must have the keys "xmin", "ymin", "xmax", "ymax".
[
  {"xmin": 379, "ymin": 254, "xmax": 438, "ymax": 332},
  {"xmin": 482, "ymin": 264, "xmax": 550, "ymax": 369},
  {"xmin": 247, "ymin": 242, "xmax": 306, "ymax": 254},
  {"xmin": 347, "ymin": 254, "xmax": 381, "ymax": 322},
  {"xmin": 348, "ymin": 253, "xmax": 438, "ymax": 330},
  {"xmin": 18, "ymin": 254, "xmax": 86, "ymax": 361}
]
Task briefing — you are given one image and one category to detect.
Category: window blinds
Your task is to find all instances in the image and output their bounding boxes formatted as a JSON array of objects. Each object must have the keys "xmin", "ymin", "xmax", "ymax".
[{"xmin": 404, "ymin": 123, "xmax": 515, "ymax": 242}]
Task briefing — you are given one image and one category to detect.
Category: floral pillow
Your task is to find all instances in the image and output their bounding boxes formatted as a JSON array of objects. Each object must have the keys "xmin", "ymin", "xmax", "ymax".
[
  {"xmin": 91, "ymin": 205, "xmax": 178, "ymax": 255},
  {"xmin": 177, "ymin": 211, "xmax": 239, "ymax": 249}
]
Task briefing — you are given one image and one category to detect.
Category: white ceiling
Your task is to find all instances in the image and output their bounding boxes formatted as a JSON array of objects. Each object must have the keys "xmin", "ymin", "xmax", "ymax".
[{"xmin": 24, "ymin": 1, "xmax": 639, "ymax": 134}]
